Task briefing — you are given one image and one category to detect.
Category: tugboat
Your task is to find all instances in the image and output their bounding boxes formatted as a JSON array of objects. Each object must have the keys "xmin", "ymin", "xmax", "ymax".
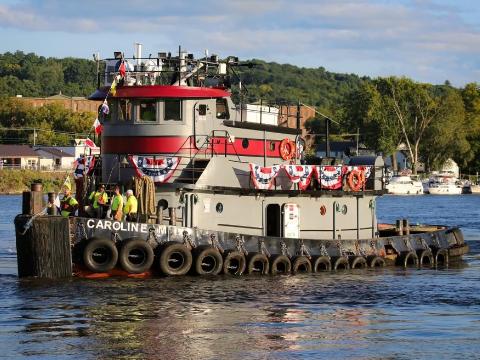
[{"xmin": 14, "ymin": 44, "xmax": 469, "ymax": 278}]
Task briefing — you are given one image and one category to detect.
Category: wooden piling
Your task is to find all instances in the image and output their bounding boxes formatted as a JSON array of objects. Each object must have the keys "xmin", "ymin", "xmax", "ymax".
[
  {"xmin": 396, "ymin": 219, "xmax": 404, "ymax": 236},
  {"xmin": 402, "ymin": 219, "xmax": 410, "ymax": 235},
  {"xmin": 22, "ymin": 185, "xmax": 44, "ymax": 215},
  {"xmin": 15, "ymin": 215, "xmax": 72, "ymax": 278}
]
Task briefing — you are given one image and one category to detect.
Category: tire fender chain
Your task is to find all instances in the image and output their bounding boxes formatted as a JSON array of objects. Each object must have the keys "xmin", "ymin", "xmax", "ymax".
[
  {"xmin": 297, "ymin": 239, "xmax": 311, "ymax": 259},
  {"xmin": 235, "ymin": 235, "xmax": 248, "ymax": 256},
  {"xmin": 370, "ymin": 240, "xmax": 378, "ymax": 255},
  {"xmin": 209, "ymin": 233, "xmax": 224, "ymax": 254},
  {"xmin": 183, "ymin": 230, "xmax": 196, "ymax": 250},
  {"xmin": 280, "ymin": 241, "xmax": 291, "ymax": 257},
  {"xmin": 431, "ymin": 233, "xmax": 441, "ymax": 248},
  {"xmin": 387, "ymin": 238, "xmax": 401, "ymax": 255},
  {"xmin": 258, "ymin": 239, "xmax": 270, "ymax": 258},
  {"xmin": 403, "ymin": 237, "xmax": 414, "ymax": 252},
  {"xmin": 336, "ymin": 240, "xmax": 346, "ymax": 257},
  {"xmin": 111, "ymin": 231, "xmax": 122, "ymax": 243},
  {"xmin": 355, "ymin": 240, "xmax": 367, "ymax": 256},
  {"xmin": 147, "ymin": 227, "xmax": 163, "ymax": 246},
  {"xmin": 419, "ymin": 237, "xmax": 430, "ymax": 251},
  {"xmin": 76, "ymin": 222, "xmax": 88, "ymax": 242},
  {"xmin": 319, "ymin": 243, "xmax": 330, "ymax": 258}
]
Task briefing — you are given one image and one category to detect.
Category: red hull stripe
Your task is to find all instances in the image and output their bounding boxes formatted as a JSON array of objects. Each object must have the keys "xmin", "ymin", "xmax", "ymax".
[
  {"xmin": 114, "ymin": 85, "xmax": 230, "ymax": 99},
  {"xmin": 103, "ymin": 136, "xmax": 284, "ymax": 158}
]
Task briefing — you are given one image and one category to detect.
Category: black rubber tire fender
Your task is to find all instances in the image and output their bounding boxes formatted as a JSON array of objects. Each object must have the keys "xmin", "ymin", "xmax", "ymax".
[
  {"xmin": 397, "ymin": 251, "xmax": 419, "ymax": 268},
  {"xmin": 312, "ymin": 256, "xmax": 332, "ymax": 272},
  {"xmin": 332, "ymin": 256, "xmax": 350, "ymax": 270},
  {"xmin": 291, "ymin": 256, "xmax": 312, "ymax": 274},
  {"xmin": 222, "ymin": 250, "xmax": 246, "ymax": 275},
  {"xmin": 350, "ymin": 256, "xmax": 367, "ymax": 269},
  {"xmin": 118, "ymin": 238, "xmax": 154, "ymax": 274},
  {"xmin": 158, "ymin": 241, "xmax": 192, "ymax": 276},
  {"xmin": 417, "ymin": 249, "xmax": 434, "ymax": 267},
  {"xmin": 192, "ymin": 245, "xmax": 223, "ymax": 275},
  {"xmin": 367, "ymin": 255, "xmax": 386, "ymax": 268},
  {"xmin": 434, "ymin": 248, "xmax": 449, "ymax": 266},
  {"xmin": 270, "ymin": 254, "xmax": 292, "ymax": 275},
  {"xmin": 246, "ymin": 252, "xmax": 270, "ymax": 275},
  {"xmin": 83, "ymin": 237, "xmax": 118, "ymax": 273}
]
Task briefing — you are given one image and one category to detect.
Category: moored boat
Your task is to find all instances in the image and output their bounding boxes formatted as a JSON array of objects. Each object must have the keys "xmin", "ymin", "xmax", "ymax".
[
  {"xmin": 386, "ymin": 175, "xmax": 423, "ymax": 195},
  {"xmin": 14, "ymin": 45, "xmax": 469, "ymax": 278},
  {"xmin": 427, "ymin": 173, "xmax": 463, "ymax": 195}
]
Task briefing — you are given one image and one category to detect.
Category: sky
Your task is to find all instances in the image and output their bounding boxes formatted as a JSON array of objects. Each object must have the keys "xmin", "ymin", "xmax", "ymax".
[{"xmin": 0, "ymin": 0, "xmax": 479, "ymax": 86}]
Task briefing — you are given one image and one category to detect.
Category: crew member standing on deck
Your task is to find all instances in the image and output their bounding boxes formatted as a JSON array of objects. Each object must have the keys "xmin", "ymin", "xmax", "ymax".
[
  {"xmin": 123, "ymin": 189, "xmax": 138, "ymax": 222},
  {"xmin": 111, "ymin": 185, "xmax": 124, "ymax": 221},
  {"xmin": 60, "ymin": 188, "xmax": 79, "ymax": 217},
  {"xmin": 86, "ymin": 184, "xmax": 109, "ymax": 218}
]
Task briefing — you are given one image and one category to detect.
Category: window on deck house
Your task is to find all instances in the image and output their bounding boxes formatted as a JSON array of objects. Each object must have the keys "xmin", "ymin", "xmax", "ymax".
[
  {"xmin": 138, "ymin": 99, "xmax": 157, "ymax": 122},
  {"xmin": 216, "ymin": 98, "xmax": 229, "ymax": 119},
  {"xmin": 118, "ymin": 99, "xmax": 133, "ymax": 122},
  {"xmin": 164, "ymin": 99, "xmax": 182, "ymax": 121}
]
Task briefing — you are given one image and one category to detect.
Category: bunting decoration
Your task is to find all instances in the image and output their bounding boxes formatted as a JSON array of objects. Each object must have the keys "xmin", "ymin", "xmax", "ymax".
[
  {"xmin": 129, "ymin": 155, "xmax": 180, "ymax": 183},
  {"xmin": 284, "ymin": 165, "xmax": 315, "ymax": 190},
  {"xmin": 249, "ymin": 163, "xmax": 282, "ymax": 190},
  {"xmin": 316, "ymin": 165, "xmax": 345, "ymax": 190}
]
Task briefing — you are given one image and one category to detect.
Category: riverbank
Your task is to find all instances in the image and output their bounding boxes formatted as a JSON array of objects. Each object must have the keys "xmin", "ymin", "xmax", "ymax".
[{"xmin": 0, "ymin": 169, "xmax": 69, "ymax": 194}]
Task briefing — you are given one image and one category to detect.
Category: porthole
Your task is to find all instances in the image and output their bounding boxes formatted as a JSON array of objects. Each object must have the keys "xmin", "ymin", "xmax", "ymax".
[
  {"xmin": 242, "ymin": 138, "xmax": 249, "ymax": 149},
  {"xmin": 216, "ymin": 203, "xmax": 224, "ymax": 213}
]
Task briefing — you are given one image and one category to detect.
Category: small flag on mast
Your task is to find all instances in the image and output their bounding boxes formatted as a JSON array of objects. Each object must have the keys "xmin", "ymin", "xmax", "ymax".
[{"xmin": 93, "ymin": 118, "xmax": 103, "ymax": 135}]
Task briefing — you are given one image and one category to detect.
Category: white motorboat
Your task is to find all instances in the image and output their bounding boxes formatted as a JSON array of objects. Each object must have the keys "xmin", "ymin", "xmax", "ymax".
[
  {"xmin": 427, "ymin": 174, "xmax": 462, "ymax": 195},
  {"xmin": 386, "ymin": 175, "xmax": 424, "ymax": 195}
]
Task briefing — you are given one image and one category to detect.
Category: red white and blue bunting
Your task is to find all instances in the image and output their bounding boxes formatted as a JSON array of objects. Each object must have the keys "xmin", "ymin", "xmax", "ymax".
[
  {"xmin": 284, "ymin": 165, "xmax": 315, "ymax": 190},
  {"xmin": 249, "ymin": 163, "xmax": 282, "ymax": 190},
  {"xmin": 129, "ymin": 155, "xmax": 180, "ymax": 183},
  {"xmin": 316, "ymin": 165, "xmax": 345, "ymax": 190}
]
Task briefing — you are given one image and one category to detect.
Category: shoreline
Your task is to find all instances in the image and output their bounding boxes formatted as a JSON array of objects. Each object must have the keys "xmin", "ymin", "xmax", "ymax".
[{"xmin": 0, "ymin": 169, "xmax": 70, "ymax": 195}]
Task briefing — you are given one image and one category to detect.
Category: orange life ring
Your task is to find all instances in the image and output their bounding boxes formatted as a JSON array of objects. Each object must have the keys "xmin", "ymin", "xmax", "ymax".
[
  {"xmin": 279, "ymin": 138, "xmax": 296, "ymax": 160},
  {"xmin": 347, "ymin": 170, "xmax": 365, "ymax": 191}
]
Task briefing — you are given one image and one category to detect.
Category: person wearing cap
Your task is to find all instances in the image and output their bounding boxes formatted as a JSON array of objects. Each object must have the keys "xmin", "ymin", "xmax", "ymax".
[
  {"xmin": 60, "ymin": 188, "xmax": 78, "ymax": 217},
  {"xmin": 123, "ymin": 189, "xmax": 138, "ymax": 222},
  {"xmin": 86, "ymin": 184, "xmax": 109, "ymax": 218},
  {"xmin": 110, "ymin": 184, "xmax": 124, "ymax": 221}
]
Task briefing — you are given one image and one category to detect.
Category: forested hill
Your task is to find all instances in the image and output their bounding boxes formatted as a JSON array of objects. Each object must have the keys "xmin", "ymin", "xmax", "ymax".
[
  {"xmin": 0, "ymin": 51, "xmax": 97, "ymax": 98},
  {"xmin": 0, "ymin": 51, "xmax": 365, "ymax": 108},
  {"xmin": 236, "ymin": 60, "xmax": 367, "ymax": 109}
]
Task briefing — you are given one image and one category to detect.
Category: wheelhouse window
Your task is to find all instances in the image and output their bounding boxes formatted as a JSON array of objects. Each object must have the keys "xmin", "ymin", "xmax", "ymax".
[
  {"xmin": 118, "ymin": 99, "xmax": 133, "ymax": 122},
  {"xmin": 138, "ymin": 99, "xmax": 157, "ymax": 122},
  {"xmin": 164, "ymin": 99, "xmax": 182, "ymax": 121},
  {"xmin": 216, "ymin": 98, "xmax": 229, "ymax": 119}
]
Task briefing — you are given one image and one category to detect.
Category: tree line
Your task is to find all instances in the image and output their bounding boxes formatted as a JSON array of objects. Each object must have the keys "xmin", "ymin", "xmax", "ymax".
[{"xmin": 1, "ymin": 51, "xmax": 479, "ymax": 173}]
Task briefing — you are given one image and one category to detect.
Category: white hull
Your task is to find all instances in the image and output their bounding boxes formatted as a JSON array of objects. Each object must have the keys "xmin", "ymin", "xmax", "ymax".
[
  {"xmin": 428, "ymin": 185, "xmax": 462, "ymax": 195},
  {"xmin": 386, "ymin": 176, "xmax": 424, "ymax": 195}
]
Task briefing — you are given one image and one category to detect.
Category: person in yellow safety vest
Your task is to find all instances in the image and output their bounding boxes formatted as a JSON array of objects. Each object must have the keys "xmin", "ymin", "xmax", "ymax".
[
  {"xmin": 86, "ymin": 184, "xmax": 109, "ymax": 218},
  {"xmin": 111, "ymin": 184, "xmax": 124, "ymax": 221},
  {"xmin": 60, "ymin": 188, "xmax": 79, "ymax": 217},
  {"xmin": 123, "ymin": 189, "xmax": 138, "ymax": 222}
]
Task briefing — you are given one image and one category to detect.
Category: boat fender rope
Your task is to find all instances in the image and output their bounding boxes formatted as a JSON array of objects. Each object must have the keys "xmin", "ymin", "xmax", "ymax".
[
  {"xmin": 336, "ymin": 241, "xmax": 346, "ymax": 257},
  {"xmin": 235, "ymin": 235, "xmax": 248, "ymax": 256},
  {"xmin": 258, "ymin": 239, "xmax": 271, "ymax": 258},
  {"xmin": 370, "ymin": 240, "xmax": 378, "ymax": 255},
  {"xmin": 387, "ymin": 239, "xmax": 401, "ymax": 255},
  {"xmin": 431, "ymin": 234, "xmax": 440, "ymax": 248},
  {"xmin": 420, "ymin": 237, "xmax": 430, "ymax": 250}
]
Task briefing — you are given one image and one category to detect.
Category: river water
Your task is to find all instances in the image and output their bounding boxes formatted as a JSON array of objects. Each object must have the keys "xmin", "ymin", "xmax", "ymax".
[{"xmin": 0, "ymin": 194, "xmax": 479, "ymax": 359}]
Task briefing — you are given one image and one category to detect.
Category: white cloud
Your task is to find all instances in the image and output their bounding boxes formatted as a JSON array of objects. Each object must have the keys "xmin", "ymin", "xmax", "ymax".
[{"xmin": 0, "ymin": 0, "xmax": 479, "ymax": 85}]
